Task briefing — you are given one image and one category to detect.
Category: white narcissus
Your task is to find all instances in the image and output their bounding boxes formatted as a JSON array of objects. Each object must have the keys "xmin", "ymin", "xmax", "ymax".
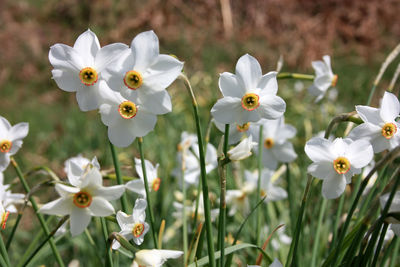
[
  {"xmin": 253, "ymin": 117, "xmax": 297, "ymax": 170},
  {"xmin": 104, "ymin": 30, "xmax": 184, "ymax": 115},
  {"xmin": 98, "ymin": 82, "xmax": 157, "ymax": 148},
  {"xmin": 0, "ymin": 172, "xmax": 24, "ymax": 213},
  {"xmin": 348, "ymin": 91, "xmax": 400, "ymax": 153},
  {"xmin": 308, "ymin": 55, "xmax": 337, "ymax": 102},
  {"xmin": 259, "ymin": 169, "xmax": 288, "ymax": 202},
  {"xmin": 64, "ymin": 155, "xmax": 100, "ymax": 182},
  {"xmin": 131, "ymin": 249, "xmax": 183, "ymax": 267},
  {"xmin": 227, "ymin": 136, "xmax": 257, "ymax": 161},
  {"xmin": 380, "ymin": 191, "xmax": 400, "ymax": 237},
  {"xmin": 213, "ymin": 120, "xmax": 259, "ymax": 145},
  {"xmin": 49, "ymin": 29, "xmax": 128, "ymax": 111},
  {"xmin": 125, "ymin": 158, "xmax": 161, "ymax": 197},
  {"xmin": 305, "ymin": 137, "xmax": 373, "ymax": 199},
  {"xmin": 39, "ymin": 168, "xmax": 125, "ymax": 236},
  {"xmin": 112, "ymin": 198, "xmax": 149, "ymax": 249},
  {"xmin": 0, "ymin": 116, "xmax": 29, "ymax": 172},
  {"xmin": 211, "ymin": 54, "xmax": 286, "ymax": 125}
]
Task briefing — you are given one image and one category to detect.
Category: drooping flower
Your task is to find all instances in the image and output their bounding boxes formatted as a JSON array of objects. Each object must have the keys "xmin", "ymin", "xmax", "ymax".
[
  {"xmin": 49, "ymin": 29, "xmax": 128, "ymax": 111},
  {"xmin": 98, "ymin": 83, "xmax": 157, "ymax": 147},
  {"xmin": 39, "ymin": 167, "xmax": 125, "ymax": 236},
  {"xmin": 213, "ymin": 120, "xmax": 259, "ymax": 145},
  {"xmin": 0, "ymin": 116, "xmax": 29, "ymax": 172},
  {"xmin": 379, "ymin": 191, "xmax": 400, "ymax": 236},
  {"xmin": 348, "ymin": 91, "xmax": 400, "ymax": 153},
  {"xmin": 125, "ymin": 158, "xmax": 161, "ymax": 197},
  {"xmin": 211, "ymin": 54, "xmax": 286, "ymax": 125},
  {"xmin": 0, "ymin": 172, "xmax": 24, "ymax": 213},
  {"xmin": 64, "ymin": 155, "xmax": 100, "ymax": 182},
  {"xmin": 253, "ymin": 117, "xmax": 297, "ymax": 170},
  {"xmin": 308, "ymin": 55, "xmax": 338, "ymax": 102},
  {"xmin": 305, "ymin": 137, "xmax": 373, "ymax": 199},
  {"xmin": 131, "ymin": 249, "xmax": 183, "ymax": 267},
  {"xmin": 227, "ymin": 136, "xmax": 257, "ymax": 161},
  {"xmin": 103, "ymin": 30, "xmax": 183, "ymax": 115},
  {"xmin": 112, "ymin": 198, "xmax": 149, "ymax": 249}
]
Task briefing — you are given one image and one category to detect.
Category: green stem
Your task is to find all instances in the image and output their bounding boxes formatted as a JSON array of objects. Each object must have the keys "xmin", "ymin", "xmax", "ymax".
[
  {"xmin": 179, "ymin": 73, "xmax": 215, "ymax": 267},
  {"xmin": 0, "ymin": 232, "xmax": 10, "ymax": 266},
  {"xmin": 137, "ymin": 137, "xmax": 158, "ymax": 248},
  {"xmin": 6, "ymin": 212, "xmax": 23, "ymax": 250},
  {"xmin": 0, "ymin": 253, "xmax": 7, "ymax": 267},
  {"xmin": 286, "ymin": 175, "xmax": 313, "ymax": 267},
  {"xmin": 285, "ymin": 163, "xmax": 295, "ymax": 235},
  {"xmin": 330, "ymin": 193, "xmax": 345, "ymax": 251},
  {"xmin": 255, "ymin": 125, "xmax": 264, "ymax": 246},
  {"xmin": 10, "ymin": 158, "xmax": 64, "ymax": 267},
  {"xmin": 310, "ymin": 198, "xmax": 327, "ymax": 267},
  {"xmin": 371, "ymin": 223, "xmax": 389, "ymax": 267},
  {"xmin": 100, "ymin": 217, "xmax": 113, "ymax": 267},
  {"xmin": 217, "ymin": 124, "xmax": 230, "ymax": 267},
  {"xmin": 109, "ymin": 142, "xmax": 129, "ymax": 212},
  {"xmin": 277, "ymin": 72, "xmax": 315, "ymax": 80},
  {"xmin": 181, "ymin": 153, "xmax": 188, "ymax": 265}
]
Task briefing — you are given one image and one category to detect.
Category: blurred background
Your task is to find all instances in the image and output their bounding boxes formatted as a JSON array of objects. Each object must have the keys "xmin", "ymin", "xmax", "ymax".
[{"xmin": 1, "ymin": 0, "xmax": 400, "ymax": 265}]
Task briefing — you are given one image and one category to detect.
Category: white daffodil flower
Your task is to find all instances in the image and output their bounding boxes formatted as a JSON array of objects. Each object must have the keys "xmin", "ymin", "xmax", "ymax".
[
  {"xmin": 125, "ymin": 158, "xmax": 161, "ymax": 197},
  {"xmin": 173, "ymin": 134, "xmax": 218, "ymax": 185},
  {"xmin": 308, "ymin": 55, "xmax": 338, "ymax": 102},
  {"xmin": 213, "ymin": 120, "xmax": 259, "ymax": 145},
  {"xmin": 380, "ymin": 191, "xmax": 400, "ymax": 236},
  {"xmin": 211, "ymin": 54, "xmax": 286, "ymax": 125},
  {"xmin": 305, "ymin": 137, "xmax": 373, "ymax": 199},
  {"xmin": 98, "ymin": 83, "xmax": 157, "ymax": 148},
  {"xmin": 0, "ymin": 116, "xmax": 29, "ymax": 172},
  {"xmin": 64, "ymin": 155, "xmax": 100, "ymax": 182},
  {"xmin": 39, "ymin": 167, "xmax": 125, "ymax": 236},
  {"xmin": 348, "ymin": 91, "xmax": 400, "ymax": 153},
  {"xmin": 131, "ymin": 249, "xmax": 183, "ymax": 267},
  {"xmin": 103, "ymin": 30, "xmax": 183, "ymax": 115},
  {"xmin": 172, "ymin": 194, "xmax": 219, "ymax": 222},
  {"xmin": 0, "ymin": 172, "xmax": 24, "ymax": 213},
  {"xmin": 227, "ymin": 136, "xmax": 257, "ymax": 161},
  {"xmin": 226, "ymin": 170, "xmax": 258, "ymax": 216},
  {"xmin": 112, "ymin": 198, "xmax": 149, "ymax": 249},
  {"xmin": 49, "ymin": 29, "xmax": 128, "ymax": 111},
  {"xmin": 259, "ymin": 169, "xmax": 288, "ymax": 202},
  {"xmin": 253, "ymin": 117, "xmax": 297, "ymax": 170}
]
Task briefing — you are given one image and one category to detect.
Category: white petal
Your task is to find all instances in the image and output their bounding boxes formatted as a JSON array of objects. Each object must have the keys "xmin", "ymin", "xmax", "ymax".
[
  {"xmin": 76, "ymin": 84, "xmax": 100, "ymax": 111},
  {"xmin": 83, "ymin": 168, "xmax": 103, "ymax": 188},
  {"xmin": 262, "ymin": 149, "xmax": 278, "ymax": 170},
  {"xmin": 270, "ymin": 258, "xmax": 283, "ymax": 267},
  {"xmin": 322, "ymin": 175, "xmax": 346, "ymax": 199},
  {"xmin": 73, "ymin": 30, "xmax": 100, "ymax": 66},
  {"xmin": 356, "ymin": 105, "xmax": 382, "ymax": 125},
  {"xmin": 235, "ymin": 54, "xmax": 262, "ymax": 90},
  {"xmin": 257, "ymin": 95, "xmax": 286, "ymax": 120},
  {"xmin": 211, "ymin": 97, "xmax": 242, "ymax": 124},
  {"xmin": 49, "ymin": 44, "xmax": 84, "ymax": 71},
  {"xmin": 132, "ymin": 198, "xmax": 147, "ymax": 220},
  {"xmin": 307, "ymin": 162, "xmax": 335, "ymax": 180},
  {"xmin": 332, "ymin": 138, "xmax": 347, "ymax": 157},
  {"xmin": 257, "ymin": 72, "xmax": 278, "ymax": 95},
  {"xmin": 70, "ymin": 207, "xmax": 92, "ymax": 236},
  {"xmin": 272, "ymin": 142, "xmax": 297, "ymax": 163},
  {"xmin": 380, "ymin": 91, "xmax": 400, "ymax": 122},
  {"xmin": 312, "ymin": 60, "xmax": 329, "ymax": 76},
  {"xmin": 125, "ymin": 179, "xmax": 146, "ymax": 196},
  {"xmin": 145, "ymin": 54, "xmax": 184, "ymax": 88},
  {"xmin": 95, "ymin": 43, "xmax": 129, "ymax": 73},
  {"xmin": 219, "ymin": 72, "xmax": 245, "ymax": 98},
  {"xmin": 39, "ymin": 198, "xmax": 72, "ymax": 216},
  {"xmin": 0, "ymin": 117, "xmax": 11, "ymax": 133},
  {"xmin": 116, "ymin": 211, "xmax": 132, "ymax": 227},
  {"xmin": 93, "ymin": 185, "xmax": 125, "ymax": 201},
  {"xmin": 131, "ymin": 31, "xmax": 159, "ymax": 72},
  {"xmin": 0, "ymin": 154, "xmax": 10, "ymax": 172},
  {"xmin": 347, "ymin": 123, "xmax": 380, "ymax": 140},
  {"xmin": 51, "ymin": 69, "xmax": 81, "ymax": 92},
  {"xmin": 308, "ymin": 84, "xmax": 324, "ymax": 98},
  {"xmin": 129, "ymin": 110, "xmax": 157, "ymax": 137},
  {"xmin": 9, "ymin": 122, "xmax": 29, "ymax": 141},
  {"xmin": 371, "ymin": 135, "xmax": 390, "ymax": 153},
  {"xmin": 107, "ymin": 121, "xmax": 136, "ymax": 148},
  {"xmin": 346, "ymin": 139, "xmax": 373, "ymax": 168},
  {"xmin": 8, "ymin": 140, "xmax": 22, "ymax": 156},
  {"xmin": 313, "ymin": 75, "xmax": 331, "ymax": 91},
  {"xmin": 55, "ymin": 183, "xmax": 80, "ymax": 198},
  {"xmin": 304, "ymin": 137, "xmax": 335, "ymax": 162},
  {"xmin": 88, "ymin": 197, "xmax": 115, "ymax": 216},
  {"xmin": 138, "ymin": 90, "xmax": 172, "ymax": 115},
  {"xmin": 104, "ymin": 67, "xmax": 126, "ymax": 93}
]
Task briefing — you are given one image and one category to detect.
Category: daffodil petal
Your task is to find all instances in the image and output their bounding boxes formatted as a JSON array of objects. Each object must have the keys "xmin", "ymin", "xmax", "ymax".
[
  {"xmin": 70, "ymin": 207, "xmax": 92, "ymax": 236},
  {"xmin": 39, "ymin": 198, "xmax": 72, "ymax": 216},
  {"xmin": 88, "ymin": 197, "xmax": 115, "ymax": 216},
  {"xmin": 131, "ymin": 31, "xmax": 159, "ymax": 72},
  {"xmin": 219, "ymin": 72, "xmax": 245, "ymax": 98},
  {"xmin": 73, "ymin": 29, "xmax": 100, "ymax": 66},
  {"xmin": 235, "ymin": 54, "xmax": 262, "ymax": 90},
  {"xmin": 51, "ymin": 69, "xmax": 82, "ymax": 92},
  {"xmin": 322, "ymin": 175, "xmax": 346, "ymax": 199},
  {"xmin": 380, "ymin": 91, "xmax": 400, "ymax": 122}
]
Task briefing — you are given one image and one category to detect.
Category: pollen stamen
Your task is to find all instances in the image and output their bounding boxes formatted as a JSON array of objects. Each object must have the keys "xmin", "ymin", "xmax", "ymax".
[
  {"xmin": 132, "ymin": 223, "xmax": 145, "ymax": 238},
  {"xmin": 241, "ymin": 93, "xmax": 260, "ymax": 111},
  {"xmin": 124, "ymin": 70, "xmax": 143, "ymax": 90},
  {"xmin": 331, "ymin": 74, "xmax": 338, "ymax": 87},
  {"xmin": 118, "ymin": 101, "xmax": 137, "ymax": 119},
  {"xmin": 79, "ymin": 67, "xmax": 98, "ymax": 86},
  {"xmin": 152, "ymin": 178, "xmax": 161, "ymax": 191},
  {"xmin": 73, "ymin": 191, "xmax": 92, "ymax": 208},
  {"xmin": 333, "ymin": 157, "xmax": 350, "ymax": 174},
  {"xmin": 1, "ymin": 211, "xmax": 9, "ymax": 230},
  {"xmin": 381, "ymin": 122, "xmax": 397, "ymax": 139},
  {"xmin": 236, "ymin": 122, "xmax": 250, "ymax": 132},
  {"xmin": 0, "ymin": 140, "xmax": 12, "ymax": 153}
]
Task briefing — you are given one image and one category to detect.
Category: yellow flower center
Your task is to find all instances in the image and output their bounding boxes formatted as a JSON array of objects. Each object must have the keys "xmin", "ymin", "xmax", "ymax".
[
  {"xmin": 1, "ymin": 211, "xmax": 9, "ymax": 230},
  {"xmin": 236, "ymin": 122, "xmax": 250, "ymax": 132},
  {"xmin": 264, "ymin": 138, "xmax": 274, "ymax": 149},
  {"xmin": 124, "ymin": 70, "xmax": 143, "ymax": 90},
  {"xmin": 118, "ymin": 101, "xmax": 137, "ymax": 119},
  {"xmin": 333, "ymin": 157, "xmax": 350, "ymax": 174},
  {"xmin": 241, "ymin": 93, "xmax": 260, "ymax": 111},
  {"xmin": 260, "ymin": 189, "xmax": 267, "ymax": 197},
  {"xmin": 132, "ymin": 223, "xmax": 145, "ymax": 238},
  {"xmin": 331, "ymin": 74, "xmax": 338, "ymax": 87},
  {"xmin": 79, "ymin": 67, "xmax": 98, "ymax": 86},
  {"xmin": 73, "ymin": 191, "xmax": 92, "ymax": 208},
  {"xmin": 381, "ymin": 122, "xmax": 397, "ymax": 139},
  {"xmin": 0, "ymin": 140, "xmax": 12, "ymax": 153},
  {"xmin": 152, "ymin": 178, "xmax": 161, "ymax": 191}
]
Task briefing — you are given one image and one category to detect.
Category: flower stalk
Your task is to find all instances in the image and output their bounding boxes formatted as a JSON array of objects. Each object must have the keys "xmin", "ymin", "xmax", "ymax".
[
  {"xmin": 277, "ymin": 72, "xmax": 315, "ymax": 80},
  {"xmin": 109, "ymin": 142, "xmax": 129, "ymax": 212},
  {"xmin": 255, "ymin": 125, "xmax": 263, "ymax": 246}
]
